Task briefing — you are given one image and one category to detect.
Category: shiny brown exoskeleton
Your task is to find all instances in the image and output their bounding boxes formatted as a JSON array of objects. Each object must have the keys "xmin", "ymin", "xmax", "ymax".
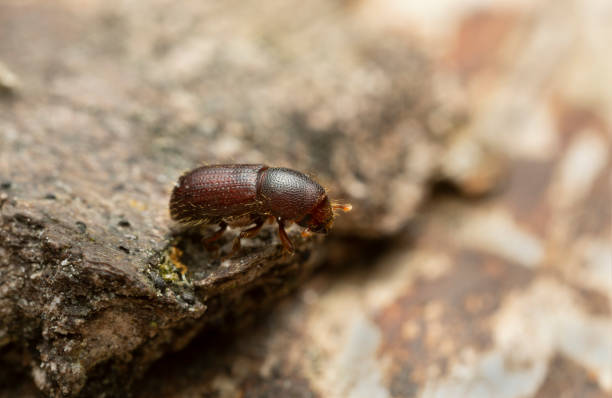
[{"xmin": 169, "ymin": 164, "xmax": 351, "ymax": 256}]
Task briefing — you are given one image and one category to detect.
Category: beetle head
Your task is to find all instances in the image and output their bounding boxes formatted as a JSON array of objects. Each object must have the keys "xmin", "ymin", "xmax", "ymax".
[{"xmin": 296, "ymin": 195, "xmax": 334, "ymax": 234}]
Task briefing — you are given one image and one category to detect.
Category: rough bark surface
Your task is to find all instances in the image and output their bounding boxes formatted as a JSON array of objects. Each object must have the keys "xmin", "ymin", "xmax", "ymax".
[
  {"xmin": 134, "ymin": 1, "xmax": 611, "ymax": 397},
  {"xmin": 3, "ymin": 0, "xmax": 608, "ymax": 397},
  {"xmin": 0, "ymin": 0, "xmax": 500, "ymax": 396}
]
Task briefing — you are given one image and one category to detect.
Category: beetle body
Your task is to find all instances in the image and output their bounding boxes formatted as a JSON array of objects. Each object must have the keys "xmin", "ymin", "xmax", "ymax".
[{"xmin": 170, "ymin": 164, "xmax": 350, "ymax": 254}]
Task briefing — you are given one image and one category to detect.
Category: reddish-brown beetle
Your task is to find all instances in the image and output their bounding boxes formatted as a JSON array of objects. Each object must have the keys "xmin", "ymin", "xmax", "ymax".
[{"xmin": 169, "ymin": 164, "xmax": 351, "ymax": 255}]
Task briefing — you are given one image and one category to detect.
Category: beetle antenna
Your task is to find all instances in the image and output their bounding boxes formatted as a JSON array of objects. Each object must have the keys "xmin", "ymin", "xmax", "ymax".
[{"xmin": 332, "ymin": 202, "xmax": 352, "ymax": 213}]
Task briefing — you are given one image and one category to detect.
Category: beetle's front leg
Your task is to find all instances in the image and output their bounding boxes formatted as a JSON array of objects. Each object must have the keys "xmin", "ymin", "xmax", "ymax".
[{"xmin": 276, "ymin": 217, "xmax": 294, "ymax": 254}]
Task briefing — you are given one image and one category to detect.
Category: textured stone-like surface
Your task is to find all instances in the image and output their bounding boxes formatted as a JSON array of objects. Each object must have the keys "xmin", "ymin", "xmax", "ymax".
[
  {"xmin": 136, "ymin": 122, "xmax": 611, "ymax": 398},
  {"xmin": 0, "ymin": 0, "xmax": 493, "ymax": 396},
  {"xmin": 131, "ymin": 0, "xmax": 610, "ymax": 397},
  {"xmin": 4, "ymin": 0, "xmax": 608, "ymax": 396}
]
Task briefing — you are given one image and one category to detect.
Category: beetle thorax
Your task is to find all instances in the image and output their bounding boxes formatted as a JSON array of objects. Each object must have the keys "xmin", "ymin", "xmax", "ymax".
[{"xmin": 258, "ymin": 168, "xmax": 326, "ymax": 221}]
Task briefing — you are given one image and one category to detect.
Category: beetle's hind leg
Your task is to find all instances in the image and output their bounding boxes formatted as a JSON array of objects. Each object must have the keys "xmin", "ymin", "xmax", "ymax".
[
  {"xmin": 203, "ymin": 222, "xmax": 228, "ymax": 243},
  {"xmin": 223, "ymin": 217, "xmax": 265, "ymax": 259},
  {"xmin": 202, "ymin": 221, "xmax": 227, "ymax": 256}
]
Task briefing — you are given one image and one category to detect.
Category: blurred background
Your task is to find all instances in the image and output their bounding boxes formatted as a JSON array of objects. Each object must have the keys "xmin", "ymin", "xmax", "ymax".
[{"xmin": 1, "ymin": 0, "xmax": 610, "ymax": 397}]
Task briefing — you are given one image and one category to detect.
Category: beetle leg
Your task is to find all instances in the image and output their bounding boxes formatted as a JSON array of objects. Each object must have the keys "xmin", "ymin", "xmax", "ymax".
[
  {"xmin": 277, "ymin": 217, "xmax": 294, "ymax": 254},
  {"xmin": 224, "ymin": 218, "xmax": 265, "ymax": 259},
  {"xmin": 202, "ymin": 222, "xmax": 227, "ymax": 256},
  {"xmin": 203, "ymin": 221, "xmax": 228, "ymax": 244}
]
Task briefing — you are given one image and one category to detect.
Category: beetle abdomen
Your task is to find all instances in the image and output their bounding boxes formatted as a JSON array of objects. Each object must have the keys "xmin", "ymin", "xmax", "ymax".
[{"xmin": 170, "ymin": 164, "xmax": 266, "ymax": 225}]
